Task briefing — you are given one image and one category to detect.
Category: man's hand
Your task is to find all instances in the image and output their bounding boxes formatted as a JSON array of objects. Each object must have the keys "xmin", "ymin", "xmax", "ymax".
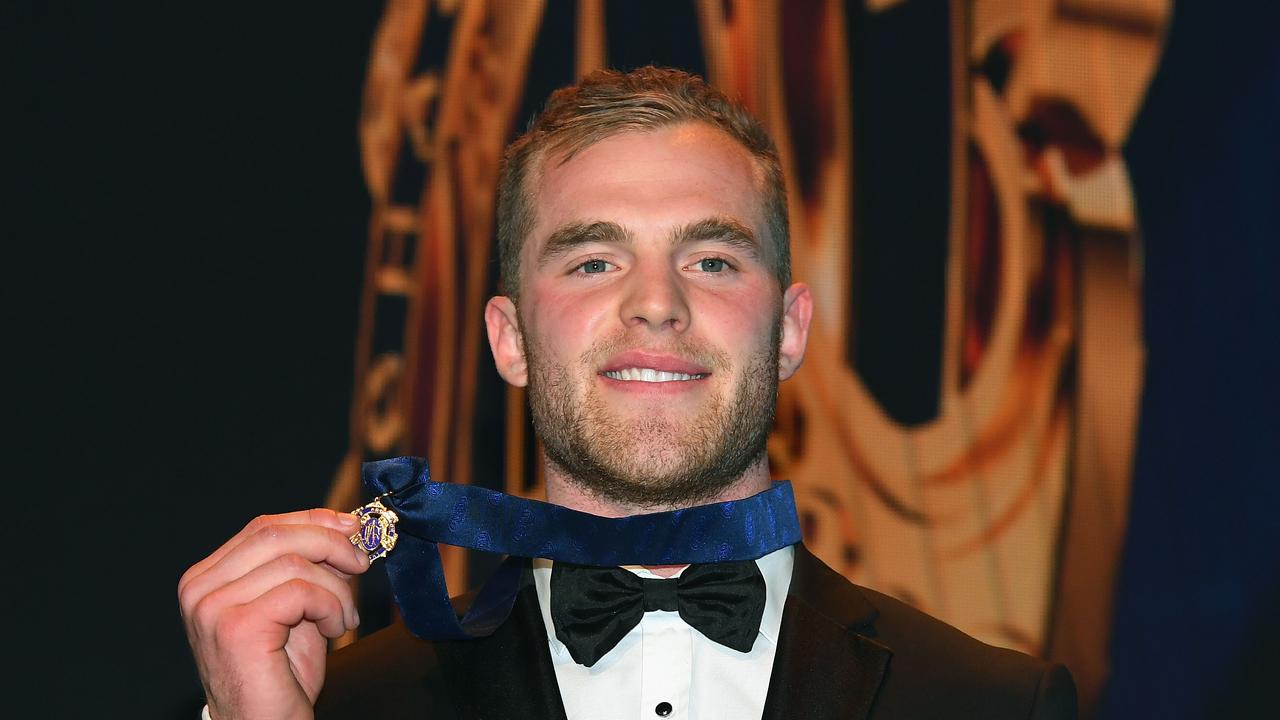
[{"xmin": 178, "ymin": 509, "xmax": 370, "ymax": 720}]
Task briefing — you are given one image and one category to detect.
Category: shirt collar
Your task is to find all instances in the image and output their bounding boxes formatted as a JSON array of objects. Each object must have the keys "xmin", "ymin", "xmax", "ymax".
[{"xmin": 533, "ymin": 544, "xmax": 794, "ymax": 654}]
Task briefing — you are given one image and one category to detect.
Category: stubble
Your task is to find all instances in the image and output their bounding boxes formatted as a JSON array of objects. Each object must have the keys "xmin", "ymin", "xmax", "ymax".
[{"xmin": 524, "ymin": 323, "xmax": 781, "ymax": 509}]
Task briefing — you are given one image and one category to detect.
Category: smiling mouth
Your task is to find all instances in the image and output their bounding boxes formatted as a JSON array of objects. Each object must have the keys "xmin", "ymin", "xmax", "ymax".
[{"xmin": 601, "ymin": 368, "xmax": 709, "ymax": 383}]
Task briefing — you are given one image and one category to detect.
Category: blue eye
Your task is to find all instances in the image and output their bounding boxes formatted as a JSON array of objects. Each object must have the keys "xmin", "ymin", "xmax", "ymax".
[
  {"xmin": 579, "ymin": 259, "xmax": 611, "ymax": 274},
  {"xmin": 698, "ymin": 258, "xmax": 728, "ymax": 272}
]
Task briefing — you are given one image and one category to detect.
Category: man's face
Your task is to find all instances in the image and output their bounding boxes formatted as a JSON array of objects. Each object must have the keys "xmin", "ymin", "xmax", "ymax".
[{"xmin": 488, "ymin": 123, "xmax": 808, "ymax": 508}]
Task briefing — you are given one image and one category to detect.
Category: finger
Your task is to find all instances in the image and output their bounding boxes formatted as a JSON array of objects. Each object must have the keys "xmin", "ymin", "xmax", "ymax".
[
  {"xmin": 200, "ymin": 553, "xmax": 360, "ymax": 630},
  {"xmin": 201, "ymin": 523, "xmax": 369, "ymax": 594},
  {"xmin": 182, "ymin": 524, "xmax": 368, "ymax": 614},
  {"xmin": 259, "ymin": 579, "xmax": 350, "ymax": 641},
  {"xmin": 219, "ymin": 579, "xmax": 350, "ymax": 652},
  {"xmin": 195, "ymin": 508, "xmax": 360, "ymax": 578},
  {"xmin": 181, "ymin": 509, "xmax": 359, "ymax": 594}
]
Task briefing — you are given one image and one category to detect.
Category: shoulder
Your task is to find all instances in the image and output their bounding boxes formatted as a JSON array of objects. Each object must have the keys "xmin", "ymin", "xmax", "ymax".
[
  {"xmin": 791, "ymin": 546, "xmax": 1077, "ymax": 719},
  {"xmin": 859, "ymin": 582, "xmax": 1043, "ymax": 674},
  {"xmin": 314, "ymin": 588, "xmax": 486, "ymax": 720},
  {"xmin": 863, "ymin": 584, "xmax": 1074, "ymax": 715},
  {"xmin": 314, "ymin": 616, "xmax": 456, "ymax": 720}
]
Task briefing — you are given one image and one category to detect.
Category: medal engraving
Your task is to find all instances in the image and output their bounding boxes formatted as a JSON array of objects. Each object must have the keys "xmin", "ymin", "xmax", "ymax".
[{"xmin": 349, "ymin": 497, "xmax": 399, "ymax": 562}]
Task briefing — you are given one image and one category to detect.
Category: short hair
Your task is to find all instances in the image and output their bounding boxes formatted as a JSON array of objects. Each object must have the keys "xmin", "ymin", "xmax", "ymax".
[{"xmin": 495, "ymin": 65, "xmax": 791, "ymax": 299}]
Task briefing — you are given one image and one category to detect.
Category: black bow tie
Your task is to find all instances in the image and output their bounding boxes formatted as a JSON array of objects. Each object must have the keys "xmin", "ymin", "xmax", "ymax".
[{"xmin": 549, "ymin": 560, "xmax": 767, "ymax": 667}]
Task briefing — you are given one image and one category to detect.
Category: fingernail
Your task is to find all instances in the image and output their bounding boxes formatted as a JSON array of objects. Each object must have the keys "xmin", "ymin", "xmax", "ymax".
[
  {"xmin": 338, "ymin": 512, "xmax": 359, "ymax": 528},
  {"xmin": 353, "ymin": 609, "xmax": 361, "ymax": 627},
  {"xmin": 354, "ymin": 545, "xmax": 370, "ymax": 566}
]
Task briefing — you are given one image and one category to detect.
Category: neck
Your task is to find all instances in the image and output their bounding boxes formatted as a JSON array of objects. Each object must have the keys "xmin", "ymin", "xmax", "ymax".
[{"xmin": 543, "ymin": 453, "xmax": 775, "ymax": 518}]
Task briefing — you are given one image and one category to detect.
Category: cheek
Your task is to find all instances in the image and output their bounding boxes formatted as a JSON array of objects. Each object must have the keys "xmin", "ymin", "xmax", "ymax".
[
  {"xmin": 525, "ymin": 285, "xmax": 612, "ymax": 356},
  {"xmin": 691, "ymin": 285, "xmax": 778, "ymax": 346}
]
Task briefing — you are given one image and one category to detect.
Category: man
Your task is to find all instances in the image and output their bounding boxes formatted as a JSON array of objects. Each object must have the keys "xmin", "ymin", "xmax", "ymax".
[{"xmin": 179, "ymin": 66, "xmax": 1077, "ymax": 719}]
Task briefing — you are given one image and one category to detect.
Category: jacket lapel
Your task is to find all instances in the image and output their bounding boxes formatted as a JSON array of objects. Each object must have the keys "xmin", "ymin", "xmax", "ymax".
[
  {"xmin": 435, "ymin": 574, "xmax": 569, "ymax": 720},
  {"xmin": 761, "ymin": 545, "xmax": 891, "ymax": 720},
  {"xmin": 435, "ymin": 546, "xmax": 887, "ymax": 719}
]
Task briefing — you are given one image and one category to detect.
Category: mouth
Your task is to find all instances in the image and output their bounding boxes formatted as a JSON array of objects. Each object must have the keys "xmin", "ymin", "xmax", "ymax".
[
  {"xmin": 598, "ymin": 350, "xmax": 713, "ymax": 386},
  {"xmin": 601, "ymin": 367, "xmax": 708, "ymax": 383}
]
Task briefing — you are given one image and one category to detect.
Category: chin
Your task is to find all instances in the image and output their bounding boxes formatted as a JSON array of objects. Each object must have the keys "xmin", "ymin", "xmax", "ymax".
[{"xmin": 567, "ymin": 445, "xmax": 768, "ymax": 511}]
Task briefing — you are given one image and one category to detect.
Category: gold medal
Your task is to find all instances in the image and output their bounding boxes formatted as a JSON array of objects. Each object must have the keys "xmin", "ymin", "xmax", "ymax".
[{"xmin": 349, "ymin": 497, "xmax": 399, "ymax": 562}]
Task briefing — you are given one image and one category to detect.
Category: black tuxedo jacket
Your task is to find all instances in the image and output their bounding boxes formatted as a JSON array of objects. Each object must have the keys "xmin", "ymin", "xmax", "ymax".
[{"xmin": 317, "ymin": 545, "xmax": 1076, "ymax": 719}]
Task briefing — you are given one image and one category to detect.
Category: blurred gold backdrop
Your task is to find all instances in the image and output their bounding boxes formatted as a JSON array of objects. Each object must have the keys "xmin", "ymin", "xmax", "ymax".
[{"xmin": 326, "ymin": 2, "xmax": 1166, "ymax": 714}]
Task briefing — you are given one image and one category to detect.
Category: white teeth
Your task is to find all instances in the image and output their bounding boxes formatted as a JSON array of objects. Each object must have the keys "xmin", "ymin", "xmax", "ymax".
[{"xmin": 604, "ymin": 367, "xmax": 704, "ymax": 382}]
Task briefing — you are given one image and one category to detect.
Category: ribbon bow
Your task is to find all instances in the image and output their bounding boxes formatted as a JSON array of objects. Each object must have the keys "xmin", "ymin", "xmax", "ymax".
[
  {"xmin": 356, "ymin": 456, "xmax": 801, "ymax": 643},
  {"xmin": 550, "ymin": 561, "xmax": 766, "ymax": 666}
]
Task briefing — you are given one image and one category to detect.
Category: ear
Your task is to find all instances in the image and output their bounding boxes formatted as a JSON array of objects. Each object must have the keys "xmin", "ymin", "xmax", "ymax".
[
  {"xmin": 485, "ymin": 296, "xmax": 528, "ymax": 387},
  {"xmin": 778, "ymin": 282, "xmax": 813, "ymax": 381}
]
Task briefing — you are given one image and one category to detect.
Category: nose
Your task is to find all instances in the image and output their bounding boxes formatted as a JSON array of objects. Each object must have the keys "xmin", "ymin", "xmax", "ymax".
[{"xmin": 619, "ymin": 260, "xmax": 690, "ymax": 333}]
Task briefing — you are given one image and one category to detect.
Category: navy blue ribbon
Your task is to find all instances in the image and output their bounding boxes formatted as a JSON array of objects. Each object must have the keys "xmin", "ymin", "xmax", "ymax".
[{"xmin": 362, "ymin": 456, "xmax": 802, "ymax": 641}]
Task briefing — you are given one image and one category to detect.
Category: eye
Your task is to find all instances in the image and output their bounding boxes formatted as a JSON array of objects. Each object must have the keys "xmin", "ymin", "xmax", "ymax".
[
  {"xmin": 696, "ymin": 257, "xmax": 730, "ymax": 273},
  {"xmin": 575, "ymin": 259, "xmax": 615, "ymax": 274}
]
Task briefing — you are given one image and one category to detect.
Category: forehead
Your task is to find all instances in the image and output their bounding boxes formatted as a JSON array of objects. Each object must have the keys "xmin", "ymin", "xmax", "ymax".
[{"xmin": 526, "ymin": 123, "xmax": 768, "ymax": 249}]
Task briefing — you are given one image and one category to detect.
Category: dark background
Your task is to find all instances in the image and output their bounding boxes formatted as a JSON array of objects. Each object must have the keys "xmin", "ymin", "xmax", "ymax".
[
  {"xmin": 9, "ymin": 1, "xmax": 1278, "ymax": 717},
  {"xmin": 12, "ymin": 2, "xmax": 382, "ymax": 716},
  {"xmin": 1104, "ymin": 1, "xmax": 1279, "ymax": 716}
]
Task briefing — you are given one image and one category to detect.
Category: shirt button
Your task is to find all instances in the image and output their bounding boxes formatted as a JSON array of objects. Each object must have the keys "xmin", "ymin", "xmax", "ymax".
[{"xmin": 655, "ymin": 701, "xmax": 673, "ymax": 716}]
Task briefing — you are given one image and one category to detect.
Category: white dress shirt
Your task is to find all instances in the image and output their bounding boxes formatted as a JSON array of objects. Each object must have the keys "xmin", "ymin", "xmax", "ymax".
[{"xmin": 533, "ymin": 545, "xmax": 794, "ymax": 720}]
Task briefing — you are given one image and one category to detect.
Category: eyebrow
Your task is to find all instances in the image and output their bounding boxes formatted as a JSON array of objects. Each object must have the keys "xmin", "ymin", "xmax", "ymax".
[
  {"xmin": 537, "ymin": 221, "xmax": 633, "ymax": 266},
  {"xmin": 669, "ymin": 217, "xmax": 760, "ymax": 257},
  {"xmin": 537, "ymin": 216, "xmax": 761, "ymax": 267}
]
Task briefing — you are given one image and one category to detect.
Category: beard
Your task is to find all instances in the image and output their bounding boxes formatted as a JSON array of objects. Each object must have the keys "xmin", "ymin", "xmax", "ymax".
[{"xmin": 524, "ymin": 321, "xmax": 781, "ymax": 509}]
